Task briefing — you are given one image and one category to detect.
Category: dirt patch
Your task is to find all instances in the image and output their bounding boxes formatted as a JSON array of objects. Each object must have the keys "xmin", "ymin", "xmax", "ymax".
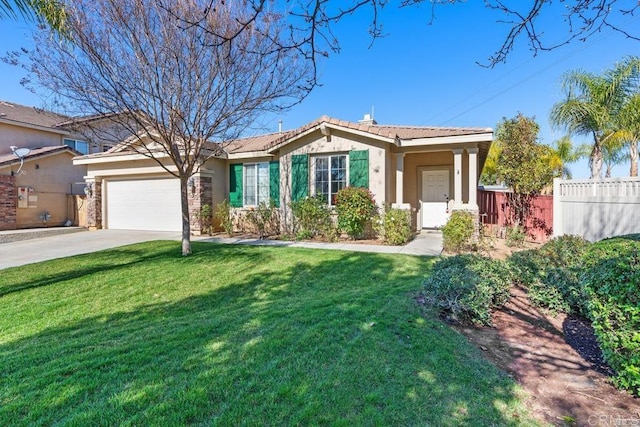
[{"xmin": 456, "ymin": 286, "xmax": 640, "ymax": 426}]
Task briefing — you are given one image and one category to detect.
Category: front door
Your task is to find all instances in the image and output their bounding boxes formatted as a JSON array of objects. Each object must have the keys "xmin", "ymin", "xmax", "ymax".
[{"xmin": 421, "ymin": 170, "xmax": 450, "ymax": 228}]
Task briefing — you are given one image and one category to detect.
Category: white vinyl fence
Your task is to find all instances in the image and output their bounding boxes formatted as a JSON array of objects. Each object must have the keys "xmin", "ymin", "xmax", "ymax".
[{"xmin": 553, "ymin": 177, "xmax": 640, "ymax": 241}]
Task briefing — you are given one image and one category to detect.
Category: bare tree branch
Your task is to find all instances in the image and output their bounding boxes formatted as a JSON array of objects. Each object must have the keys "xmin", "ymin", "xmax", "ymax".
[{"xmin": 18, "ymin": 0, "xmax": 313, "ymax": 255}]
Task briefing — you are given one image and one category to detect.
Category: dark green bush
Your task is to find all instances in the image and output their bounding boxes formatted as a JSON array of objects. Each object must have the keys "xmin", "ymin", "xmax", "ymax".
[
  {"xmin": 422, "ymin": 255, "xmax": 512, "ymax": 326},
  {"xmin": 508, "ymin": 235, "xmax": 591, "ymax": 315},
  {"xmin": 335, "ymin": 187, "xmax": 377, "ymax": 239},
  {"xmin": 441, "ymin": 210, "xmax": 474, "ymax": 253},
  {"xmin": 375, "ymin": 206, "xmax": 412, "ymax": 245},
  {"xmin": 290, "ymin": 195, "xmax": 336, "ymax": 240},
  {"xmin": 581, "ymin": 236, "xmax": 640, "ymax": 396},
  {"xmin": 505, "ymin": 225, "xmax": 526, "ymax": 247}
]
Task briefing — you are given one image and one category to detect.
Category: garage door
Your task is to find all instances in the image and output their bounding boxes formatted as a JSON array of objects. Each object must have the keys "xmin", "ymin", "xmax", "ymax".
[{"xmin": 105, "ymin": 178, "xmax": 182, "ymax": 231}]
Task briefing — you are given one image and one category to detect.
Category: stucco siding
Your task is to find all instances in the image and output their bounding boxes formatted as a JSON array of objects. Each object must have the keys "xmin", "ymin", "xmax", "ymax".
[
  {"xmin": 0, "ymin": 152, "xmax": 86, "ymax": 228},
  {"xmin": 278, "ymin": 129, "xmax": 388, "ymax": 206},
  {"xmin": 0, "ymin": 122, "xmax": 63, "ymax": 151}
]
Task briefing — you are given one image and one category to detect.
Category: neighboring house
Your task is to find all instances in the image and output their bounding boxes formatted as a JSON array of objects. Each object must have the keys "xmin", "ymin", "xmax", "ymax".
[
  {"xmin": 0, "ymin": 101, "xmax": 124, "ymax": 230},
  {"xmin": 73, "ymin": 115, "xmax": 492, "ymax": 234}
]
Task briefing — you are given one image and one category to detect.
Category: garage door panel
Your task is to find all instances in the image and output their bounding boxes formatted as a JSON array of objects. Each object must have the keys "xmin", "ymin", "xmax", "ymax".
[{"xmin": 106, "ymin": 178, "xmax": 182, "ymax": 232}]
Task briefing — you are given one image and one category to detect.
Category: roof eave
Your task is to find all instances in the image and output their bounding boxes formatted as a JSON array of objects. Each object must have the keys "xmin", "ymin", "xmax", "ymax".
[
  {"xmin": 399, "ymin": 131, "xmax": 493, "ymax": 148},
  {"xmin": 0, "ymin": 117, "xmax": 70, "ymax": 135}
]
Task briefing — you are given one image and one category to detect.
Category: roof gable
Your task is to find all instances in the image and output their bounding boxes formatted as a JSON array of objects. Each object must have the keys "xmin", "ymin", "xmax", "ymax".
[
  {"xmin": 0, "ymin": 145, "xmax": 80, "ymax": 167},
  {"xmin": 225, "ymin": 116, "xmax": 493, "ymax": 155}
]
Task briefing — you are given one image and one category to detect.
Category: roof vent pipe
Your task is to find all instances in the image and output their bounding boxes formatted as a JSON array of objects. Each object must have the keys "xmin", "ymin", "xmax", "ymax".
[
  {"xmin": 358, "ymin": 113, "xmax": 377, "ymax": 125},
  {"xmin": 278, "ymin": 120, "xmax": 282, "ymax": 134}
]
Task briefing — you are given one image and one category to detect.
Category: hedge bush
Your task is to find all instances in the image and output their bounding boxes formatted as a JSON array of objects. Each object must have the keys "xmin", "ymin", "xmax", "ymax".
[
  {"xmin": 375, "ymin": 206, "xmax": 412, "ymax": 245},
  {"xmin": 335, "ymin": 187, "xmax": 377, "ymax": 239},
  {"xmin": 290, "ymin": 195, "xmax": 336, "ymax": 240},
  {"xmin": 422, "ymin": 254, "xmax": 512, "ymax": 326},
  {"xmin": 441, "ymin": 210, "xmax": 475, "ymax": 253},
  {"xmin": 508, "ymin": 235, "xmax": 591, "ymax": 315},
  {"xmin": 580, "ymin": 235, "xmax": 640, "ymax": 396}
]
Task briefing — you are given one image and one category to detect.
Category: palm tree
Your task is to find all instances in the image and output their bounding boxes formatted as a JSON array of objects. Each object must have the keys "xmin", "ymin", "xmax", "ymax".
[
  {"xmin": 0, "ymin": 0, "xmax": 66, "ymax": 32},
  {"xmin": 550, "ymin": 57, "xmax": 640, "ymax": 179},
  {"xmin": 546, "ymin": 135, "xmax": 590, "ymax": 179},
  {"xmin": 618, "ymin": 93, "xmax": 640, "ymax": 176}
]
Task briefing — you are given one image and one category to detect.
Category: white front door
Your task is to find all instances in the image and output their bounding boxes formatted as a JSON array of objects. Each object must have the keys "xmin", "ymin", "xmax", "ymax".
[{"xmin": 421, "ymin": 170, "xmax": 450, "ymax": 228}]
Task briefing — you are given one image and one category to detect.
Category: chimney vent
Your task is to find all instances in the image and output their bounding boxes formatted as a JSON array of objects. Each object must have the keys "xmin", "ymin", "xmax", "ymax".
[{"xmin": 358, "ymin": 113, "xmax": 377, "ymax": 125}]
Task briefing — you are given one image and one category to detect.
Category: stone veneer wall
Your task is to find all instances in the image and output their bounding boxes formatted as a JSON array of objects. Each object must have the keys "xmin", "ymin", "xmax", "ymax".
[
  {"xmin": 0, "ymin": 175, "xmax": 16, "ymax": 230},
  {"xmin": 86, "ymin": 181, "xmax": 102, "ymax": 229},
  {"xmin": 189, "ymin": 175, "xmax": 213, "ymax": 235}
]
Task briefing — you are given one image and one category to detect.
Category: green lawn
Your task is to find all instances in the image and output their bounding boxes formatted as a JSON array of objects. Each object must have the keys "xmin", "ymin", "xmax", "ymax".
[{"xmin": 0, "ymin": 242, "xmax": 539, "ymax": 426}]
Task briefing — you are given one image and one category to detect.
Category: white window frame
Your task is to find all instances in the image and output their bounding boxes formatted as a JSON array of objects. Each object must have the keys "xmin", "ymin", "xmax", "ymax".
[
  {"xmin": 63, "ymin": 138, "xmax": 89, "ymax": 155},
  {"xmin": 243, "ymin": 162, "xmax": 270, "ymax": 207},
  {"xmin": 312, "ymin": 154, "xmax": 348, "ymax": 206}
]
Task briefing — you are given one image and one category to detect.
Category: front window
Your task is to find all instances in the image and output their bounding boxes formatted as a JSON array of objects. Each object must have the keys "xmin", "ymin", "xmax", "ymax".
[
  {"xmin": 314, "ymin": 155, "xmax": 347, "ymax": 205},
  {"xmin": 64, "ymin": 138, "xmax": 89, "ymax": 155},
  {"xmin": 244, "ymin": 162, "xmax": 269, "ymax": 206}
]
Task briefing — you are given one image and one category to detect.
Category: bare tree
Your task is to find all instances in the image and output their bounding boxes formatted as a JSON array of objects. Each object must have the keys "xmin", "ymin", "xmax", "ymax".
[
  {"xmin": 181, "ymin": 0, "xmax": 640, "ymax": 78},
  {"xmin": 18, "ymin": 0, "xmax": 312, "ymax": 255}
]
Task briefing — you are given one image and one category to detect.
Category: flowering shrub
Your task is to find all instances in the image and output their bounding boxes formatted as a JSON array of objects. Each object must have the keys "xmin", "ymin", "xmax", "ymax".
[
  {"xmin": 441, "ymin": 211, "xmax": 474, "ymax": 253},
  {"xmin": 215, "ymin": 199, "xmax": 234, "ymax": 236},
  {"xmin": 290, "ymin": 195, "xmax": 336, "ymax": 240},
  {"xmin": 375, "ymin": 206, "xmax": 412, "ymax": 245},
  {"xmin": 335, "ymin": 187, "xmax": 377, "ymax": 239},
  {"xmin": 245, "ymin": 200, "xmax": 278, "ymax": 239}
]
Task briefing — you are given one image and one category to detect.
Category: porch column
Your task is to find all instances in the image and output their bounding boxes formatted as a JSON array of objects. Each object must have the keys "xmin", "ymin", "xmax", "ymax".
[
  {"xmin": 395, "ymin": 153, "xmax": 404, "ymax": 205},
  {"xmin": 467, "ymin": 147, "xmax": 479, "ymax": 208},
  {"xmin": 452, "ymin": 149, "xmax": 463, "ymax": 205}
]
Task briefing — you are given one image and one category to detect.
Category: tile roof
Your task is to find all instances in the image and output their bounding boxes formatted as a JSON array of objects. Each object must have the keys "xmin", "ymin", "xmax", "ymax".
[
  {"xmin": 0, "ymin": 101, "xmax": 70, "ymax": 129},
  {"xmin": 224, "ymin": 115, "xmax": 492, "ymax": 153},
  {"xmin": 0, "ymin": 145, "xmax": 79, "ymax": 167}
]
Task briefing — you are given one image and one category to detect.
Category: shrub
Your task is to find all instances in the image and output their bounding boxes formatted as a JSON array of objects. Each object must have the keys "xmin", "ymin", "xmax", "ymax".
[
  {"xmin": 215, "ymin": 199, "xmax": 234, "ymax": 236},
  {"xmin": 375, "ymin": 206, "xmax": 412, "ymax": 245},
  {"xmin": 335, "ymin": 187, "xmax": 377, "ymax": 239},
  {"xmin": 422, "ymin": 255, "xmax": 512, "ymax": 326},
  {"xmin": 245, "ymin": 200, "xmax": 278, "ymax": 239},
  {"xmin": 441, "ymin": 210, "xmax": 474, "ymax": 253},
  {"xmin": 509, "ymin": 235, "xmax": 591, "ymax": 315},
  {"xmin": 193, "ymin": 204, "xmax": 213, "ymax": 235},
  {"xmin": 580, "ymin": 236, "xmax": 640, "ymax": 396},
  {"xmin": 290, "ymin": 195, "xmax": 336, "ymax": 240},
  {"xmin": 505, "ymin": 225, "xmax": 526, "ymax": 247}
]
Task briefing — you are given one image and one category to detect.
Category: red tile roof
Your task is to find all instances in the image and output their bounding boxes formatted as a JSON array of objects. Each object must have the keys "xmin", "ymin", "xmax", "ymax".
[
  {"xmin": 0, "ymin": 146, "xmax": 79, "ymax": 167},
  {"xmin": 224, "ymin": 115, "xmax": 492, "ymax": 153},
  {"xmin": 0, "ymin": 101, "xmax": 70, "ymax": 129}
]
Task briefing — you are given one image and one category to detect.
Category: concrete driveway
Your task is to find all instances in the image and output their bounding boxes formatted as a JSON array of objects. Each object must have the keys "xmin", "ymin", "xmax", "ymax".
[
  {"xmin": 0, "ymin": 229, "xmax": 189, "ymax": 270},
  {"xmin": 0, "ymin": 228, "xmax": 442, "ymax": 271}
]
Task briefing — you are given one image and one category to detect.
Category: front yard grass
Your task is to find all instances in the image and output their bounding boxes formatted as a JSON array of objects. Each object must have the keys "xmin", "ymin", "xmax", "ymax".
[{"xmin": 0, "ymin": 242, "xmax": 539, "ymax": 426}]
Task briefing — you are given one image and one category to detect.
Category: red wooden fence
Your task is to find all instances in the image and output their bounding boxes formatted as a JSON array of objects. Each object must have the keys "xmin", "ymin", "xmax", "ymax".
[{"xmin": 477, "ymin": 190, "xmax": 553, "ymax": 242}]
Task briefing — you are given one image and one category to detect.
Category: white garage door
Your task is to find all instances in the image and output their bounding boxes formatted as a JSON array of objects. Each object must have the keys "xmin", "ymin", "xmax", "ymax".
[{"xmin": 105, "ymin": 178, "xmax": 182, "ymax": 232}]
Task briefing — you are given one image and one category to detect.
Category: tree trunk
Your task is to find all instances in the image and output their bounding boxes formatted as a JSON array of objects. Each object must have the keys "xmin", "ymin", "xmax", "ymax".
[
  {"xmin": 180, "ymin": 176, "xmax": 192, "ymax": 256},
  {"xmin": 589, "ymin": 140, "xmax": 603, "ymax": 179},
  {"xmin": 630, "ymin": 139, "xmax": 638, "ymax": 177}
]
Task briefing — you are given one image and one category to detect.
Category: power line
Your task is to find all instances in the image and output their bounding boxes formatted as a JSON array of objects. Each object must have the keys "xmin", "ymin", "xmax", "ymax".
[{"xmin": 435, "ymin": 15, "xmax": 639, "ymax": 126}]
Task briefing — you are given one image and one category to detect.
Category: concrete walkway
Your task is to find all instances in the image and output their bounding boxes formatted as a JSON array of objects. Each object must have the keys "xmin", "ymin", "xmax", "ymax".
[{"xmin": 0, "ymin": 228, "xmax": 442, "ymax": 270}]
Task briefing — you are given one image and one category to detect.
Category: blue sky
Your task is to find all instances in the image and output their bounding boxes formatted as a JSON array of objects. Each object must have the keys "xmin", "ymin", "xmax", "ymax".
[{"xmin": 1, "ymin": 2, "xmax": 639, "ymax": 178}]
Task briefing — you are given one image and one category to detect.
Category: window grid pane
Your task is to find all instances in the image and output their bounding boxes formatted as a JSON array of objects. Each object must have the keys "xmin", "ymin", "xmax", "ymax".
[
  {"xmin": 245, "ymin": 164, "xmax": 256, "ymax": 206},
  {"xmin": 314, "ymin": 155, "xmax": 347, "ymax": 206},
  {"xmin": 257, "ymin": 163, "xmax": 269, "ymax": 204},
  {"xmin": 330, "ymin": 155, "xmax": 347, "ymax": 205},
  {"xmin": 315, "ymin": 157, "xmax": 329, "ymax": 204}
]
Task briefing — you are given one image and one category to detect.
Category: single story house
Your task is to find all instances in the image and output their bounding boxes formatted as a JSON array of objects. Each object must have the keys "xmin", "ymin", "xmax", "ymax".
[{"xmin": 74, "ymin": 115, "xmax": 492, "ymax": 233}]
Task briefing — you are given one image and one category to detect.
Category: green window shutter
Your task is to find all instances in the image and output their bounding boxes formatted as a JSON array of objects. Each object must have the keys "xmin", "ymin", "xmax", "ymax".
[
  {"xmin": 269, "ymin": 160, "xmax": 280, "ymax": 207},
  {"xmin": 291, "ymin": 154, "xmax": 309, "ymax": 202},
  {"xmin": 349, "ymin": 149, "xmax": 369, "ymax": 188},
  {"xmin": 229, "ymin": 163, "xmax": 243, "ymax": 207}
]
